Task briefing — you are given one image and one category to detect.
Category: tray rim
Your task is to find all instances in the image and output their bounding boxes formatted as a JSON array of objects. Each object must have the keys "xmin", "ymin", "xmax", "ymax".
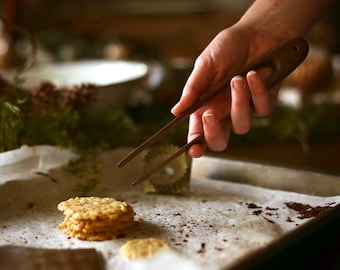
[{"xmin": 191, "ymin": 154, "xmax": 340, "ymax": 197}]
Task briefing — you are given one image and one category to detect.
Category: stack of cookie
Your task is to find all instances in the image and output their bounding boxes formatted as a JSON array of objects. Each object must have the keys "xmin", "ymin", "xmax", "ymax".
[{"xmin": 57, "ymin": 197, "xmax": 136, "ymax": 241}]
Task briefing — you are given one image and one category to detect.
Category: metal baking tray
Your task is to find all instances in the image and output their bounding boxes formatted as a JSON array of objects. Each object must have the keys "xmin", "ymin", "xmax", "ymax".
[
  {"xmin": 192, "ymin": 155, "xmax": 340, "ymax": 270},
  {"xmin": 192, "ymin": 155, "xmax": 340, "ymax": 196},
  {"xmin": 228, "ymin": 203, "xmax": 340, "ymax": 270}
]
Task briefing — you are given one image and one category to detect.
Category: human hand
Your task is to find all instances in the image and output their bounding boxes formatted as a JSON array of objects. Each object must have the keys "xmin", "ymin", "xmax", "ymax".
[{"xmin": 171, "ymin": 26, "xmax": 284, "ymax": 158}]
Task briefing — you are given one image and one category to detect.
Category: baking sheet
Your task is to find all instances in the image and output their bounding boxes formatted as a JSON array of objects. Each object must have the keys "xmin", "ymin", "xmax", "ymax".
[
  {"xmin": 191, "ymin": 155, "xmax": 340, "ymax": 196},
  {"xmin": 0, "ymin": 146, "xmax": 339, "ymax": 270}
]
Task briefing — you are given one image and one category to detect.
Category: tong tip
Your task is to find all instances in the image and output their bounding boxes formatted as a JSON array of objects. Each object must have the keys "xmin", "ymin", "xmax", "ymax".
[{"xmin": 117, "ymin": 149, "xmax": 139, "ymax": 168}]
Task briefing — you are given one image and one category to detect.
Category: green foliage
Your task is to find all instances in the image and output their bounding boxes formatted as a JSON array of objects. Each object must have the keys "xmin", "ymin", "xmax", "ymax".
[
  {"xmin": 20, "ymin": 106, "xmax": 80, "ymax": 147},
  {"xmin": 0, "ymin": 102, "xmax": 23, "ymax": 152},
  {"xmin": 0, "ymin": 79, "xmax": 140, "ymax": 194},
  {"xmin": 72, "ymin": 108, "xmax": 139, "ymax": 154},
  {"xmin": 66, "ymin": 157, "xmax": 102, "ymax": 196}
]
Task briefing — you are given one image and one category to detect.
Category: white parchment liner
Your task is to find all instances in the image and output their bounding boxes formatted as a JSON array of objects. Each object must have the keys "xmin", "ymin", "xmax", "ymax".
[{"xmin": 0, "ymin": 146, "xmax": 339, "ymax": 270}]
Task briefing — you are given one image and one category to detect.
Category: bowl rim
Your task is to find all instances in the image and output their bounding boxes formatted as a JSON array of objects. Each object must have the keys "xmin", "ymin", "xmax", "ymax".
[{"xmin": 0, "ymin": 59, "xmax": 149, "ymax": 88}]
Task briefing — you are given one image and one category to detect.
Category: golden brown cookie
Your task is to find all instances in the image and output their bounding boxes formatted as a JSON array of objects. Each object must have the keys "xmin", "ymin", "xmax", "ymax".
[
  {"xmin": 57, "ymin": 197, "xmax": 136, "ymax": 241},
  {"xmin": 60, "ymin": 218, "xmax": 134, "ymax": 234},
  {"xmin": 120, "ymin": 238, "xmax": 171, "ymax": 260},
  {"xmin": 57, "ymin": 197, "xmax": 134, "ymax": 220}
]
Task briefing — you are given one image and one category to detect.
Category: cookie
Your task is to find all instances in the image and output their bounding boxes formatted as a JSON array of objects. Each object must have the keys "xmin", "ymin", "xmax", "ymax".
[
  {"xmin": 59, "ymin": 226, "xmax": 132, "ymax": 241},
  {"xmin": 57, "ymin": 197, "xmax": 136, "ymax": 241},
  {"xmin": 120, "ymin": 238, "xmax": 171, "ymax": 260},
  {"xmin": 57, "ymin": 197, "xmax": 134, "ymax": 220}
]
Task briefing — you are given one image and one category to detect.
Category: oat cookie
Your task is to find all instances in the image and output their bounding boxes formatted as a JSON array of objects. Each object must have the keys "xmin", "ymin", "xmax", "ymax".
[
  {"xmin": 120, "ymin": 238, "xmax": 171, "ymax": 260},
  {"xmin": 57, "ymin": 197, "xmax": 134, "ymax": 220},
  {"xmin": 57, "ymin": 197, "xmax": 136, "ymax": 241}
]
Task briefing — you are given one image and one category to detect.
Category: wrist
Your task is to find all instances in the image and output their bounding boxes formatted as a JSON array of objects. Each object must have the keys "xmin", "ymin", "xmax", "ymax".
[{"xmin": 236, "ymin": 0, "xmax": 333, "ymax": 41}]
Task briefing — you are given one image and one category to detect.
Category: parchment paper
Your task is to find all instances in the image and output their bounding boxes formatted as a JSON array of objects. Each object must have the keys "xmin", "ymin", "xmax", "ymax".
[{"xmin": 0, "ymin": 146, "xmax": 339, "ymax": 270}]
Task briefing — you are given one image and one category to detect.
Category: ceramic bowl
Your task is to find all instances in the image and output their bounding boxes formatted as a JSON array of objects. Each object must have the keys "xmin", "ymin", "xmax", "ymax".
[{"xmin": 1, "ymin": 60, "xmax": 148, "ymax": 110}]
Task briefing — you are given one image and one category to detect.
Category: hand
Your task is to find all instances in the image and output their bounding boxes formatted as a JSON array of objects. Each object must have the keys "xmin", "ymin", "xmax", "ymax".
[{"xmin": 171, "ymin": 25, "xmax": 283, "ymax": 158}]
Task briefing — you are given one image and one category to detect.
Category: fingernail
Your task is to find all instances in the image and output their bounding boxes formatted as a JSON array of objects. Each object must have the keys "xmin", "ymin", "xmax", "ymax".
[
  {"xmin": 170, "ymin": 104, "xmax": 178, "ymax": 114},
  {"xmin": 248, "ymin": 70, "xmax": 259, "ymax": 81},
  {"xmin": 204, "ymin": 113, "xmax": 216, "ymax": 126},
  {"xmin": 232, "ymin": 76, "xmax": 244, "ymax": 90}
]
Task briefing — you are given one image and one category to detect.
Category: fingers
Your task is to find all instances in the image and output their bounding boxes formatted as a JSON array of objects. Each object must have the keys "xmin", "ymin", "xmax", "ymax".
[
  {"xmin": 230, "ymin": 76, "xmax": 251, "ymax": 134},
  {"xmin": 246, "ymin": 70, "xmax": 274, "ymax": 116},
  {"xmin": 230, "ymin": 70, "xmax": 278, "ymax": 135},
  {"xmin": 187, "ymin": 113, "xmax": 206, "ymax": 158},
  {"xmin": 187, "ymin": 110, "xmax": 231, "ymax": 158},
  {"xmin": 202, "ymin": 111, "xmax": 230, "ymax": 152},
  {"xmin": 187, "ymin": 71, "xmax": 277, "ymax": 157},
  {"xmin": 188, "ymin": 143, "xmax": 206, "ymax": 158}
]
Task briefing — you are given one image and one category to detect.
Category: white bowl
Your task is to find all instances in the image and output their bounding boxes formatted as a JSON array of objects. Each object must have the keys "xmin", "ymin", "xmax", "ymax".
[{"xmin": 1, "ymin": 60, "xmax": 148, "ymax": 110}]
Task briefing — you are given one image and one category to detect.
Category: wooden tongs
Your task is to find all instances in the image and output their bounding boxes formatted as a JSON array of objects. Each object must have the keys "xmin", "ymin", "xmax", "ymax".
[{"xmin": 118, "ymin": 37, "xmax": 309, "ymax": 186}]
